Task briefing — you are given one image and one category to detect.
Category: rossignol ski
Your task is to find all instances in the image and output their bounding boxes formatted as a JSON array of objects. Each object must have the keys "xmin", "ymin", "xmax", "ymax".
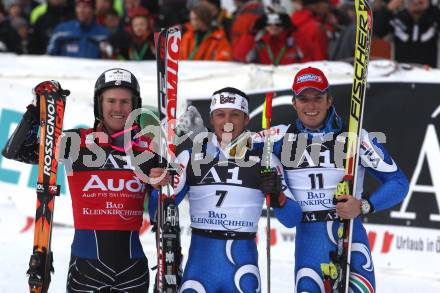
[
  {"xmin": 28, "ymin": 91, "xmax": 67, "ymax": 293},
  {"xmin": 155, "ymin": 26, "xmax": 182, "ymax": 293},
  {"xmin": 321, "ymin": 0, "xmax": 373, "ymax": 292}
]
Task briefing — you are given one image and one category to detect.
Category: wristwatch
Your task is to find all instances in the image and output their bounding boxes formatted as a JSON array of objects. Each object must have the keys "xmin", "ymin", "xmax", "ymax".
[{"xmin": 360, "ymin": 199, "xmax": 372, "ymax": 215}]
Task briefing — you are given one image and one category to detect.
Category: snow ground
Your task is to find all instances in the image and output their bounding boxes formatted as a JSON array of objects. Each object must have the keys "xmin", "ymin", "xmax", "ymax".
[{"xmin": 1, "ymin": 201, "xmax": 439, "ymax": 293}]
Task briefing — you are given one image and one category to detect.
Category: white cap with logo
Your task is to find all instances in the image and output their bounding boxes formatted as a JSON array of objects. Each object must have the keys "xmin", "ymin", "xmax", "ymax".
[{"xmin": 210, "ymin": 91, "xmax": 249, "ymax": 115}]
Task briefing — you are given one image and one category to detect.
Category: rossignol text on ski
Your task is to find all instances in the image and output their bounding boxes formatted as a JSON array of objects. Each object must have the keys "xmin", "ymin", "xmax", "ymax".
[{"xmin": 28, "ymin": 89, "xmax": 68, "ymax": 293}]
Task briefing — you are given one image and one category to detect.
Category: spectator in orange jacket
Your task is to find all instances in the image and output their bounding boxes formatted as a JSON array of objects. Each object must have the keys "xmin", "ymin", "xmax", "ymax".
[
  {"xmin": 233, "ymin": 11, "xmax": 314, "ymax": 65},
  {"xmin": 180, "ymin": 1, "xmax": 232, "ymax": 61}
]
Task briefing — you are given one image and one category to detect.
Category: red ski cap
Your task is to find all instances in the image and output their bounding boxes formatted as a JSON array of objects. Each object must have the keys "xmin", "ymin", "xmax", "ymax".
[{"xmin": 292, "ymin": 67, "xmax": 329, "ymax": 97}]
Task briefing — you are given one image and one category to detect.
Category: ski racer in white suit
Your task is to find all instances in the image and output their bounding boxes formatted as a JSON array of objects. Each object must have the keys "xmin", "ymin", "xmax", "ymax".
[
  {"xmin": 258, "ymin": 67, "xmax": 409, "ymax": 292},
  {"xmin": 150, "ymin": 87, "xmax": 302, "ymax": 293}
]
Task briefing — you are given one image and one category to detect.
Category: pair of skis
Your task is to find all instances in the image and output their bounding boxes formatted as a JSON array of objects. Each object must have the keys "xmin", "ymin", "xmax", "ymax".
[
  {"xmin": 154, "ymin": 26, "xmax": 183, "ymax": 293},
  {"xmin": 28, "ymin": 91, "xmax": 67, "ymax": 293},
  {"xmin": 321, "ymin": 0, "xmax": 373, "ymax": 292}
]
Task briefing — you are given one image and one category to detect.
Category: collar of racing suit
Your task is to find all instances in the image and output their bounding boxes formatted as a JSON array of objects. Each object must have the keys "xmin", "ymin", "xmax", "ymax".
[
  {"xmin": 93, "ymin": 124, "xmax": 143, "ymax": 152},
  {"xmin": 295, "ymin": 105, "xmax": 342, "ymax": 136},
  {"xmin": 205, "ymin": 130, "xmax": 253, "ymax": 160}
]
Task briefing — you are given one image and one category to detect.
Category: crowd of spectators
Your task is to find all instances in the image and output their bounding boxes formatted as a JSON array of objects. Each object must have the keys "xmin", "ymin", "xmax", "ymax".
[{"xmin": 1, "ymin": 0, "xmax": 440, "ymax": 67}]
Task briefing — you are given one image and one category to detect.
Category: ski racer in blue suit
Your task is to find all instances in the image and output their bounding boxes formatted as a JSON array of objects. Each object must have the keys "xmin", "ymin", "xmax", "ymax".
[
  {"xmin": 150, "ymin": 87, "xmax": 302, "ymax": 293},
  {"xmin": 255, "ymin": 66, "xmax": 409, "ymax": 292}
]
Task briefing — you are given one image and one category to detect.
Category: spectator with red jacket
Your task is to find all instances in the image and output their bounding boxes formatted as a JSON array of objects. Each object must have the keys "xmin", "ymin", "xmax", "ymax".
[
  {"xmin": 291, "ymin": 0, "xmax": 338, "ymax": 61},
  {"xmin": 102, "ymin": 6, "xmax": 155, "ymax": 60},
  {"xmin": 234, "ymin": 11, "xmax": 313, "ymax": 65},
  {"xmin": 229, "ymin": 0, "xmax": 265, "ymax": 56},
  {"xmin": 121, "ymin": 0, "xmax": 158, "ymax": 33},
  {"xmin": 180, "ymin": 1, "xmax": 232, "ymax": 61}
]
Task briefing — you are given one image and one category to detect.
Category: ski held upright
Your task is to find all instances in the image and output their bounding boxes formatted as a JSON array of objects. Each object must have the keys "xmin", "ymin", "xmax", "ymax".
[
  {"xmin": 154, "ymin": 26, "xmax": 183, "ymax": 293},
  {"xmin": 28, "ymin": 88, "xmax": 68, "ymax": 293}
]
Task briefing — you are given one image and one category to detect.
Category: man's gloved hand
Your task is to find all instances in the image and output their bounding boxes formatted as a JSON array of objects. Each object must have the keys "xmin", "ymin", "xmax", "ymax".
[
  {"xmin": 32, "ymin": 80, "xmax": 70, "ymax": 105},
  {"xmin": 177, "ymin": 105, "xmax": 207, "ymax": 139},
  {"xmin": 260, "ymin": 168, "xmax": 286, "ymax": 208},
  {"xmin": 29, "ymin": 80, "xmax": 70, "ymax": 120}
]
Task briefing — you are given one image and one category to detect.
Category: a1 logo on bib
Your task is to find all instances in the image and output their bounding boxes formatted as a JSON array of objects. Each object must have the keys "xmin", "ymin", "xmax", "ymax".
[{"xmin": 199, "ymin": 166, "xmax": 242, "ymax": 185}]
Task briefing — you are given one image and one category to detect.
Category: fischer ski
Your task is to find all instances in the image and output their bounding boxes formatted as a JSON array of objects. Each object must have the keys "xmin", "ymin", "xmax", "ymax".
[
  {"xmin": 321, "ymin": 0, "xmax": 373, "ymax": 292},
  {"xmin": 27, "ymin": 90, "xmax": 67, "ymax": 293},
  {"xmin": 155, "ymin": 26, "xmax": 182, "ymax": 293}
]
